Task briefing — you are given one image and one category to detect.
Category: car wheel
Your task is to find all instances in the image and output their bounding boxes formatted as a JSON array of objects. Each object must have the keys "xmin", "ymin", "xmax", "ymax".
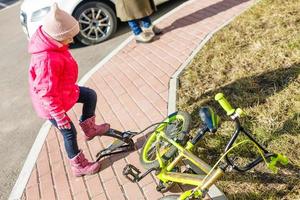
[{"xmin": 73, "ymin": 1, "xmax": 117, "ymax": 45}]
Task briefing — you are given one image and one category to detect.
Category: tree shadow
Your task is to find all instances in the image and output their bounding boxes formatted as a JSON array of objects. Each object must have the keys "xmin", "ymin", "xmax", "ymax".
[
  {"xmin": 222, "ymin": 162, "xmax": 300, "ymax": 182},
  {"xmin": 187, "ymin": 64, "xmax": 300, "ymax": 120},
  {"xmin": 162, "ymin": 0, "xmax": 250, "ymax": 34},
  {"xmin": 225, "ymin": 189, "xmax": 290, "ymax": 200},
  {"xmin": 221, "ymin": 163, "xmax": 300, "ymax": 200},
  {"xmin": 272, "ymin": 113, "xmax": 300, "ymax": 137},
  {"xmin": 181, "ymin": 64, "xmax": 300, "ymax": 170}
]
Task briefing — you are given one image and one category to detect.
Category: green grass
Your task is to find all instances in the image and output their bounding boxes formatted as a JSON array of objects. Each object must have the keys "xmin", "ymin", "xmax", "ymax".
[{"xmin": 177, "ymin": 0, "xmax": 300, "ymax": 199}]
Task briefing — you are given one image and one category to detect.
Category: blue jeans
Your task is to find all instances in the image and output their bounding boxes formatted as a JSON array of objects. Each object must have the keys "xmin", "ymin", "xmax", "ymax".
[
  {"xmin": 49, "ymin": 120, "xmax": 79, "ymax": 159},
  {"xmin": 49, "ymin": 86, "xmax": 98, "ymax": 159},
  {"xmin": 128, "ymin": 16, "xmax": 152, "ymax": 35}
]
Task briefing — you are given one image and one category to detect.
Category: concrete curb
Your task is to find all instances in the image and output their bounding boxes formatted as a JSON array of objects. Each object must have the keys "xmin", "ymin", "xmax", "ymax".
[
  {"xmin": 167, "ymin": 1, "xmax": 257, "ymax": 200},
  {"xmin": 8, "ymin": 121, "xmax": 52, "ymax": 200},
  {"xmin": 0, "ymin": 1, "xmax": 21, "ymax": 13}
]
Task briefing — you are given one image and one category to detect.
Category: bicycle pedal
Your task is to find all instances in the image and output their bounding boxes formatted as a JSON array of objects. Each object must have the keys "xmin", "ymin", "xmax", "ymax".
[{"xmin": 123, "ymin": 164, "xmax": 141, "ymax": 182}]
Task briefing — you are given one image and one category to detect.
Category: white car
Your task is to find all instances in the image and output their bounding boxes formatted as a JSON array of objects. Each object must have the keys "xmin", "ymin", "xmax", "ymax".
[{"xmin": 20, "ymin": 0, "xmax": 169, "ymax": 45}]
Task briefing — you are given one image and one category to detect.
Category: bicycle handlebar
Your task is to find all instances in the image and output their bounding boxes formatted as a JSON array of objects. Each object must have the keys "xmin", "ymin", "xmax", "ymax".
[
  {"xmin": 267, "ymin": 153, "xmax": 289, "ymax": 173},
  {"xmin": 215, "ymin": 93, "xmax": 235, "ymax": 116},
  {"xmin": 214, "ymin": 93, "xmax": 288, "ymax": 172}
]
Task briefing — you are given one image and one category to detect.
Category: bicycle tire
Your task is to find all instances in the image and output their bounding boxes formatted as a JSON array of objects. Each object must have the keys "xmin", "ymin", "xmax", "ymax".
[{"xmin": 140, "ymin": 111, "xmax": 191, "ymax": 169}]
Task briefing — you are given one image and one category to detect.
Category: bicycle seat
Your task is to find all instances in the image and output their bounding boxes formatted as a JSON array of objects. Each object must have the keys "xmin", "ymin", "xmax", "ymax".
[{"xmin": 199, "ymin": 107, "xmax": 219, "ymax": 133}]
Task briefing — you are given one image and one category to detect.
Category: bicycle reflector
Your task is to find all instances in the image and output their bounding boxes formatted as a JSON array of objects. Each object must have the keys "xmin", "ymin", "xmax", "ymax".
[{"xmin": 199, "ymin": 107, "xmax": 220, "ymax": 133}]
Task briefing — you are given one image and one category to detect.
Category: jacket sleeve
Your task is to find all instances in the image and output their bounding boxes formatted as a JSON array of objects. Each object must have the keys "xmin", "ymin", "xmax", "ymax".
[{"xmin": 33, "ymin": 58, "xmax": 66, "ymax": 118}]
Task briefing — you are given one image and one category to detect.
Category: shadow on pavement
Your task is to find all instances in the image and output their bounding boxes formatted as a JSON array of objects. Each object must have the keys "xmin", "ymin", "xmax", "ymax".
[{"xmin": 162, "ymin": 0, "xmax": 250, "ymax": 34}]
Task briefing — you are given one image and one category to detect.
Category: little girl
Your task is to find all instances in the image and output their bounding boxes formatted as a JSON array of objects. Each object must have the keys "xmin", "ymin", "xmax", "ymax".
[{"xmin": 28, "ymin": 3, "xmax": 110, "ymax": 177}]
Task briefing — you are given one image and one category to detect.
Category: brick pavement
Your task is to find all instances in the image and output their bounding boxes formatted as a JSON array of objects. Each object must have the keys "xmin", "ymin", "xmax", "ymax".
[{"xmin": 19, "ymin": 0, "xmax": 254, "ymax": 199}]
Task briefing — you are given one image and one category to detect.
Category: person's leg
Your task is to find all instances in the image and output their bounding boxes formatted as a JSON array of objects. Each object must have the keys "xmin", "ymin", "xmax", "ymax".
[
  {"xmin": 77, "ymin": 86, "xmax": 110, "ymax": 141},
  {"xmin": 140, "ymin": 16, "xmax": 152, "ymax": 29},
  {"xmin": 49, "ymin": 119, "xmax": 101, "ymax": 176},
  {"xmin": 141, "ymin": 16, "xmax": 162, "ymax": 35},
  {"xmin": 127, "ymin": 19, "xmax": 153, "ymax": 43},
  {"xmin": 49, "ymin": 119, "xmax": 79, "ymax": 159},
  {"xmin": 77, "ymin": 86, "xmax": 97, "ymax": 122},
  {"xmin": 128, "ymin": 19, "xmax": 143, "ymax": 35}
]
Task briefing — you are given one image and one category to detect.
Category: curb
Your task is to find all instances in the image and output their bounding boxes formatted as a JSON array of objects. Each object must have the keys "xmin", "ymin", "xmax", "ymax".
[
  {"xmin": 8, "ymin": 121, "xmax": 52, "ymax": 200},
  {"xmin": 0, "ymin": 1, "xmax": 21, "ymax": 13}
]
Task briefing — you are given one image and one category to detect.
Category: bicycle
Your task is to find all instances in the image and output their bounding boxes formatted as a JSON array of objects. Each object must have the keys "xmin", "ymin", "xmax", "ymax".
[{"xmin": 122, "ymin": 93, "xmax": 288, "ymax": 200}]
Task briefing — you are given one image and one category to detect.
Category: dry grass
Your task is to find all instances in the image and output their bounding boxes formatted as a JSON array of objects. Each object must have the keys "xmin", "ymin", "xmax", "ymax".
[{"xmin": 177, "ymin": 0, "xmax": 300, "ymax": 199}]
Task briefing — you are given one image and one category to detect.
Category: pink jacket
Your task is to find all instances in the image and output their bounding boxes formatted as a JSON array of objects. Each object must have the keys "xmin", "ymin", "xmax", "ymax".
[{"xmin": 28, "ymin": 26, "xmax": 79, "ymax": 119}]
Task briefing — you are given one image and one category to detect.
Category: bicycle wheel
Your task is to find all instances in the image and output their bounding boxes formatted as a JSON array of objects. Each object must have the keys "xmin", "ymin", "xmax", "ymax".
[{"xmin": 140, "ymin": 111, "xmax": 191, "ymax": 169}]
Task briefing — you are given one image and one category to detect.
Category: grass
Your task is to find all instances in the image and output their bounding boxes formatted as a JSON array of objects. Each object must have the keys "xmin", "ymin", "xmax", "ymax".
[{"xmin": 177, "ymin": 0, "xmax": 300, "ymax": 199}]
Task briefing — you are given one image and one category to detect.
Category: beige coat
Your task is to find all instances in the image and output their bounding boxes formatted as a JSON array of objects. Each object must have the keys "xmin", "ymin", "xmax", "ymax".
[{"xmin": 116, "ymin": 0, "xmax": 156, "ymax": 22}]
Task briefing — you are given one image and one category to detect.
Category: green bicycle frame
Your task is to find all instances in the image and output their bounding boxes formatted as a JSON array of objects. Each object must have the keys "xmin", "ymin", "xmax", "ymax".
[{"xmin": 154, "ymin": 131, "xmax": 224, "ymax": 192}]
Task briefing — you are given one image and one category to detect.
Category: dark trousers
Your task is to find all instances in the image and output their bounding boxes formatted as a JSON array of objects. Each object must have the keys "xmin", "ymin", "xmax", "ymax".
[{"xmin": 50, "ymin": 86, "xmax": 97, "ymax": 159}]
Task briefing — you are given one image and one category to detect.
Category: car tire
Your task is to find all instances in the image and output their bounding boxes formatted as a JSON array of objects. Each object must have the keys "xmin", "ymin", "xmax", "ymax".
[{"xmin": 73, "ymin": 1, "xmax": 117, "ymax": 45}]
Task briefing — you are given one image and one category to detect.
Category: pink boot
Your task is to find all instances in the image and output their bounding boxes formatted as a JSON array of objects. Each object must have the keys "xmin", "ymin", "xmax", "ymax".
[
  {"xmin": 69, "ymin": 150, "xmax": 100, "ymax": 177},
  {"xmin": 79, "ymin": 116, "xmax": 110, "ymax": 141}
]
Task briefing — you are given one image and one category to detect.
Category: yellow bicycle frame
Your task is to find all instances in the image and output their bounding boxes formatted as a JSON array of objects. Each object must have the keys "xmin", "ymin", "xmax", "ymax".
[{"xmin": 154, "ymin": 131, "xmax": 224, "ymax": 198}]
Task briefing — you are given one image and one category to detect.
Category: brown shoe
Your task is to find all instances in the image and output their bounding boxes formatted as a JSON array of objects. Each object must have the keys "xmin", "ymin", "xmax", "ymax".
[{"xmin": 135, "ymin": 32, "xmax": 154, "ymax": 43}]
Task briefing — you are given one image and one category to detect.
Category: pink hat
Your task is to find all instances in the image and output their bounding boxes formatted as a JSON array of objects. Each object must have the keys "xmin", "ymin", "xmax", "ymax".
[{"xmin": 42, "ymin": 3, "xmax": 80, "ymax": 41}]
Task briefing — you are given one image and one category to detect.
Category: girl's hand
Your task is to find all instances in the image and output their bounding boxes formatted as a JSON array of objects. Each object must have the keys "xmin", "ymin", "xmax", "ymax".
[
  {"xmin": 55, "ymin": 112, "xmax": 71, "ymax": 130},
  {"xmin": 58, "ymin": 122, "xmax": 71, "ymax": 130}
]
